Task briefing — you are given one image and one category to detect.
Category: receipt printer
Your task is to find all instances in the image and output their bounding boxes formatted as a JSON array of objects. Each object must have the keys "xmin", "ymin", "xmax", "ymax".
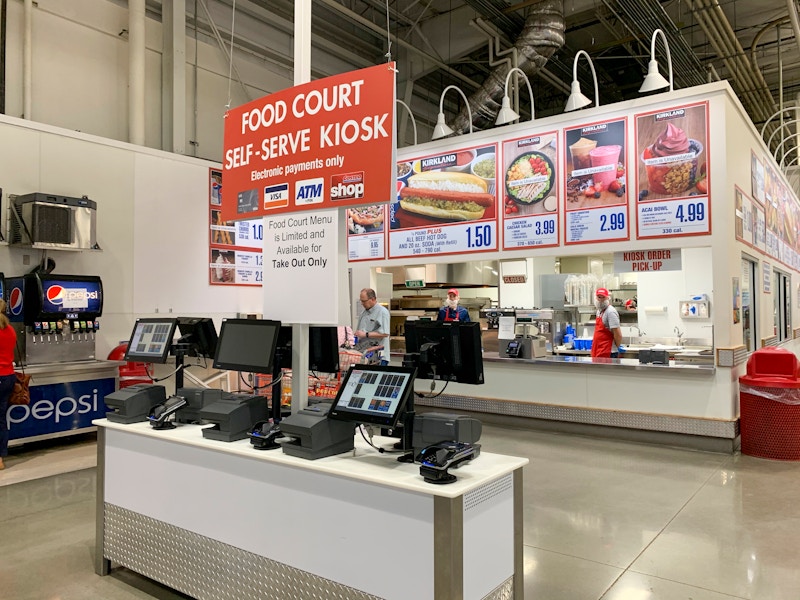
[{"xmin": 412, "ymin": 412, "xmax": 482, "ymax": 456}]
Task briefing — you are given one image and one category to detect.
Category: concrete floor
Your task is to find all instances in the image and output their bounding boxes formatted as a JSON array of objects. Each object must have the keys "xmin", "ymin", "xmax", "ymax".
[{"xmin": 2, "ymin": 425, "xmax": 800, "ymax": 599}]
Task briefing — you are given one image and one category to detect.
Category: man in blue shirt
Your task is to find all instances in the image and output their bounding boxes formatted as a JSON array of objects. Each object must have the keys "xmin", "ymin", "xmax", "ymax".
[
  {"xmin": 354, "ymin": 288, "xmax": 390, "ymax": 363},
  {"xmin": 437, "ymin": 288, "xmax": 470, "ymax": 322}
]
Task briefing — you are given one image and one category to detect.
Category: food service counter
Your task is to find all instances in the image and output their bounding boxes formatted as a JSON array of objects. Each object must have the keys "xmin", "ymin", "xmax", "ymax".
[
  {"xmin": 395, "ymin": 349, "xmax": 736, "ymax": 452},
  {"xmin": 94, "ymin": 419, "xmax": 528, "ymax": 600},
  {"xmin": 9, "ymin": 360, "xmax": 119, "ymax": 446},
  {"xmin": 482, "ymin": 352, "xmax": 715, "ymax": 371}
]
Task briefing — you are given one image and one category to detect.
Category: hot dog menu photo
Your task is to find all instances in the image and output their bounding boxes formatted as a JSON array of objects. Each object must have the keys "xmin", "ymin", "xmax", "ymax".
[
  {"xmin": 347, "ymin": 204, "xmax": 386, "ymax": 261},
  {"xmin": 635, "ymin": 102, "xmax": 710, "ymax": 239},
  {"xmin": 389, "ymin": 143, "xmax": 498, "ymax": 258}
]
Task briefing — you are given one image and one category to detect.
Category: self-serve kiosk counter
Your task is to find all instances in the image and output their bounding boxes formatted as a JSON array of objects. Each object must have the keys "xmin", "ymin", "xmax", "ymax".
[
  {"xmin": 6, "ymin": 273, "xmax": 118, "ymax": 446},
  {"xmin": 94, "ymin": 418, "xmax": 528, "ymax": 599}
]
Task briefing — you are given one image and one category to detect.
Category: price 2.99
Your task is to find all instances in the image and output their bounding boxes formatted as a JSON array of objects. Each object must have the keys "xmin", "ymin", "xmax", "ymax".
[{"xmin": 599, "ymin": 212, "xmax": 625, "ymax": 232}]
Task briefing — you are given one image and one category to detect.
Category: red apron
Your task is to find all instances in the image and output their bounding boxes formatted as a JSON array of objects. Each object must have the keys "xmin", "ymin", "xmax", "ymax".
[
  {"xmin": 591, "ymin": 308, "xmax": 614, "ymax": 358},
  {"xmin": 444, "ymin": 308, "xmax": 460, "ymax": 322}
]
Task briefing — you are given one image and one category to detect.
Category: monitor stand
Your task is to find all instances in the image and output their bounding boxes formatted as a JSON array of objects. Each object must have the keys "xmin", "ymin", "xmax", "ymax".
[{"xmin": 397, "ymin": 388, "xmax": 416, "ymax": 463}]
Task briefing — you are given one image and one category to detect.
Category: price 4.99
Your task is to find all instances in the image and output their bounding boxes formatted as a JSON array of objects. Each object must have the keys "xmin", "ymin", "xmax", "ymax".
[{"xmin": 675, "ymin": 202, "xmax": 704, "ymax": 223}]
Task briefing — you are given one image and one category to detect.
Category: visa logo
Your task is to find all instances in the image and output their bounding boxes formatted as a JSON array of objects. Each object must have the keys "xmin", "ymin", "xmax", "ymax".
[{"xmin": 295, "ymin": 177, "xmax": 324, "ymax": 205}]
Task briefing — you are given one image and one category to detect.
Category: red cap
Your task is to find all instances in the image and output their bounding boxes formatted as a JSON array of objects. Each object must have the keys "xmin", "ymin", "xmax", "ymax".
[
  {"xmin": 447, "ymin": 288, "xmax": 459, "ymax": 296},
  {"xmin": 595, "ymin": 288, "xmax": 610, "ymax": 298}
]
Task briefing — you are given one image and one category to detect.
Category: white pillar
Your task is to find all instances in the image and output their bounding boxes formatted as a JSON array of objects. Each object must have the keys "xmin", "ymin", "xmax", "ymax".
[
  {"xmin": 23, "ymin": 0, "xmax": 32, "ymax": 119},
  {"xmin": 162, "ymin": 0, "xmax": 186, "ymax": 153},
  {"xmin": 129, "ymin": 0, "xmax": 146, "ymax": 145}
]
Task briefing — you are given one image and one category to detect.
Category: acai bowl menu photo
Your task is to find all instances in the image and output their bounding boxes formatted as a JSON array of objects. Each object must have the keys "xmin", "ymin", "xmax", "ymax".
[
  {"xmin": 634, "ymin": 102, "xmax": 710, "ymax": 239},
  {"xmin": 635, "ymin": 103, "xmax": 708, "ymax": 202}
]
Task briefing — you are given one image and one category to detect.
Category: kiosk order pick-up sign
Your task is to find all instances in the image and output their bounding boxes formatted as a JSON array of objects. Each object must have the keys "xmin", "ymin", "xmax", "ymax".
[{"xmin": 221, "ymin": 63, "xmax": 397, "ymax": 222}]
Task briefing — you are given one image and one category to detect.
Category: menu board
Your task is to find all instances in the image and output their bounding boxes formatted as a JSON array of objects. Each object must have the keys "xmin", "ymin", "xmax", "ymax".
[
  {"xmin": 634, "ymin": 102, "xmax": 710, "ymax": 238},
  {"xmin": 389, "ymin": 143, "xmax": 498, "ymax": 258},
  {"xmin": 501, "ymin": 131, "xmax": 559, "ymax": 249},
  {"xmin": 563, "ymin": 118, "xmax": 629, "ymax": 244},
  {"xmin": 208, "ymin": 167, "xmax": 263, "ymax": 286},
  {"xmin": 347, "ymin": 204, "xmax": 386, "ymax": 261},
  {"xmin": 762, "ymin": 158, "xmax": 800, "ymax": 268},
  {"xmin": 751, "ymin": 151, "xmax": 765, "ymax": 203},
  {"xmin": 734, "ymin": 186, "xmax": 758, "ymax": 248}
]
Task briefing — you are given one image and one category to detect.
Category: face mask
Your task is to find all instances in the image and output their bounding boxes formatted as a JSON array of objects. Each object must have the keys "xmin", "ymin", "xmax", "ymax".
[
  {"xmin": 595, "ymin": 299, "xmax": 609, "ymax": 310},
  {"xmin": 446, "ymin": 297, "xmax": 459, "ymax": 309}
]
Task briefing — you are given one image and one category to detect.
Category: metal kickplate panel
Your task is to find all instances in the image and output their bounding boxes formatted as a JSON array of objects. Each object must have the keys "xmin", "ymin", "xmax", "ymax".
[
  {"xmin": 416, "ymin": 394, "xmax": 737, "ymax": 439},
  {"xmin": 482, "ymin": 577, "xmax": 514, "ymax": 600},
  {"xmin": 104, "ymin": 504, "xmax": 382, "ymax": 600}
]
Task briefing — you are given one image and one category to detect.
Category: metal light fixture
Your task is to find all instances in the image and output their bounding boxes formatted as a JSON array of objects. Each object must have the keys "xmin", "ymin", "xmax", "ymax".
[
  {"xmin": 564, "ymin": 50, "xmax": 599, "ymax": 112},
  {"xmin": 639, "ymin": 29, "xmax": 673, "ymax": 93},
  {"xmin": 395, "ymin": 99, "xmax": 418, "ymax": 146},
  {"xmin": 495, "ymin": 67, "xmax": 535, "ymax": 126},
  {"xmin": 431, "ymin": 85, "xmax": 473, "ymax": 140}
]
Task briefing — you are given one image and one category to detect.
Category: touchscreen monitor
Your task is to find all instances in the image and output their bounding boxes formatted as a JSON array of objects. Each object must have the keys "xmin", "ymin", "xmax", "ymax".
[
  {"xmin": 404, "ymin": 320, "xmax": 484, "ymax": 384},
  {"xmin": 177, "ymin": 317, "xmax": 218, "ymax": 358},
  {"xmin": 212, "ymin": 318, "xmax": 281, "ymax": 374},
  {"xmin": 327, "ymin": 364, "xmax": 416, "ymax": 428},
  {"xmin": 124, "ymin": 318, "xmax": 178, "ymax": 364}
]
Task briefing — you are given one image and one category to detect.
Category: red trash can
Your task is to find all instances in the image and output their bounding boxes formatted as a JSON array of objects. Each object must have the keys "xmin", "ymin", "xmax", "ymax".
[
  {"xmin": 107, "ymin": 343, "xmax": 153, "ymax": 389},
  {"xmin": 739, "ymin": 347, "xmax": 800, "ymax": 460}
]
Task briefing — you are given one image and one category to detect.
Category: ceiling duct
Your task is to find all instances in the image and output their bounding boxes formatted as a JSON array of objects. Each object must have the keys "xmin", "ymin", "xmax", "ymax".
[
  {"xmin": 450, "ymin": 0, "xmax": 565, "ymax": 133},
  {"xmin": 603, "ymin": 0, "xmax": 707, "ymax": 90},
  {"xmin": 685, "ymin": 0, "xmax": 776, "ymax": 127}
]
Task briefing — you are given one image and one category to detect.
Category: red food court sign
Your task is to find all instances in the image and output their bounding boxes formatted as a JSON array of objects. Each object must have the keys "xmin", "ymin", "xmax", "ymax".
[{"xmin": 221, "ymin": 64, "xmax": 396, "ymax": 221}]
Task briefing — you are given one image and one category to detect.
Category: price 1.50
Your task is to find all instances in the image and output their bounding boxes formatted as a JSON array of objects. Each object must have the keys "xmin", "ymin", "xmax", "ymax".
[{"xmin": 467, "ymin": 224, "xmax": 493, "ymax": 248}]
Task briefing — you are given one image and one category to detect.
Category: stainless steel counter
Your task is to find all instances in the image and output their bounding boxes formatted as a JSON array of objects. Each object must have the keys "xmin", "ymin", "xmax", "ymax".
[{"xmin": 481, "ymin": 352, "xmax": 716, "ymax": 372}]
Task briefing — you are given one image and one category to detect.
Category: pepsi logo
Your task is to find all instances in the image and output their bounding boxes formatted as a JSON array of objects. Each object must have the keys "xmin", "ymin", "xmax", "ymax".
[
  {"xmin": 9, "ymin": 287, "xmax": 23, "ymax": 316},
  {"xmin": 46, "ymin": 285, "xmax": 65, "ymax": 306}
]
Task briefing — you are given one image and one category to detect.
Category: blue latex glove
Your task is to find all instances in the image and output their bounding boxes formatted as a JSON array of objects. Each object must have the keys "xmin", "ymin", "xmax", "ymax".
[{"xmin": 617, "ymin": 345, "xmax": 627, "ymax": 353}]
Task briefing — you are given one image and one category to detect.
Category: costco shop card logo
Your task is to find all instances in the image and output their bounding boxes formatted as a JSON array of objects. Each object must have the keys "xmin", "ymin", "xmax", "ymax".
[
  {"xmin": 330, "ymin": 172, "xmax": 365, "ymax": 201},
  {"xmin": 9, "ymin": 287, "xmax": 23, "ymax": 316},
  {"xmin": 295, "ymin": 177, "xmax": 324, "ymax": 206}
]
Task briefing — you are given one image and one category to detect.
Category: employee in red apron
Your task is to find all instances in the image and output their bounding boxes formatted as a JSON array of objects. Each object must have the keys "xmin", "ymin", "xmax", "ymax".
[
  {"xmin": 437, "ymin": 288, "xmax": 471, "ymax": 322},
  {"xmin": 591, "ymin": 288, "xmax": 625, "ymax": 358}
]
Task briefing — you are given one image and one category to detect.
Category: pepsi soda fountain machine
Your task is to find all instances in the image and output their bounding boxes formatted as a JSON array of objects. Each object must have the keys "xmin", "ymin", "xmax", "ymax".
[{"xmin": 8, "ymin": 273, "xmax": 103, "ymax": 364}]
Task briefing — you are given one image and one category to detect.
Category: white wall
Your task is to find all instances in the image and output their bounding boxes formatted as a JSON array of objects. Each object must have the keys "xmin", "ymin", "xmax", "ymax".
[
  {"xmin": 3, "ymin": 0, "xmax": 293, "ymax": 162},
  {"xmin": 0, "ymin": 115, "xmax": 262, "ymax": 358}
]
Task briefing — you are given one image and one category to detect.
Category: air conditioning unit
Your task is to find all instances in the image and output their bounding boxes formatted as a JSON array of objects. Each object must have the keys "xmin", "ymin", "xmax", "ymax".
[{"xmin": 9, "ymin": 193, "xmax": 98, "ymax": 250}]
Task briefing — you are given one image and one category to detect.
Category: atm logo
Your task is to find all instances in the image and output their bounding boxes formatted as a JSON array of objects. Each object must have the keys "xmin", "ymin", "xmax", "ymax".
[
  {"xmin": 8, "ymin": 288, "xmax": 23, "ymax": 316},
  {"xmin": 295, "ymin": 177, "xmax": 324, "ymax": 206}
]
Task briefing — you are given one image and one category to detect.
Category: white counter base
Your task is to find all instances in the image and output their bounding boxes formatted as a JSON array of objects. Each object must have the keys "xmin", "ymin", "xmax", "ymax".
[{"xmin": 94, "ymin": 420, "xmax": 527, "ymax": 600}]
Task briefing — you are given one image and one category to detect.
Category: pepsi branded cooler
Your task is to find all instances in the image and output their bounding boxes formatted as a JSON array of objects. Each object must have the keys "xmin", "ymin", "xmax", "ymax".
[
  {"xmin": 6, "ymin": 272, "xmax": 116, "ymax": 447},
  {"xmin": 11, "ymin": 273, "xmax": 104, "ymax": 365}
]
